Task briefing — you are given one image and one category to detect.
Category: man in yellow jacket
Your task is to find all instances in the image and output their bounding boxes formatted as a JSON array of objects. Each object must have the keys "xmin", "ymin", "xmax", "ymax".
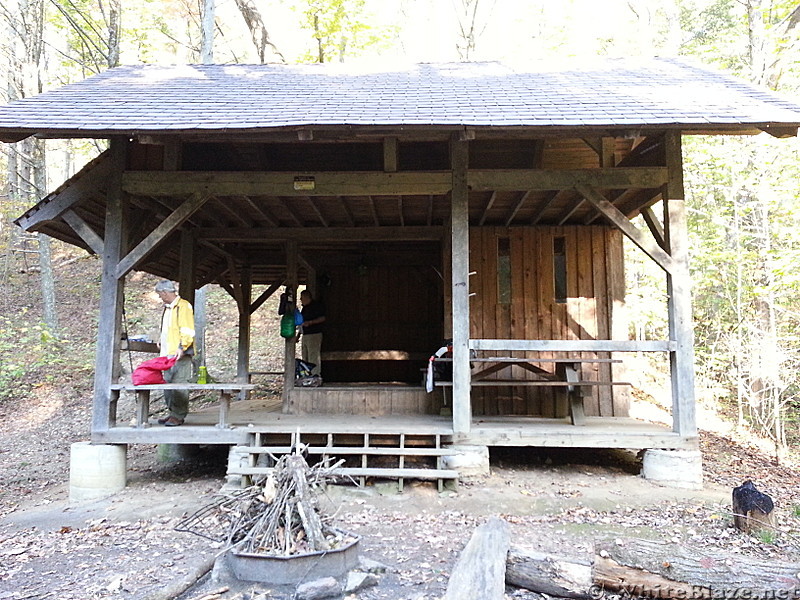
[{"xmin": 154, "ymin": 280, "xmax": 195, "ymax": 427}]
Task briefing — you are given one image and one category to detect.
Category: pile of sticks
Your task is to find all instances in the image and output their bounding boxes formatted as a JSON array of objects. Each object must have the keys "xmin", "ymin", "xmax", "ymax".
[{"xmin": 177, "ymin": 451, "xmax": 349, "ymax": 555}]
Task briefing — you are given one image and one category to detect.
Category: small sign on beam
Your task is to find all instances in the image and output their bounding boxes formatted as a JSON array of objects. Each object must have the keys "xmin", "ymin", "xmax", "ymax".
[{"xmin": 293, "ymin": 176, "xmax": 315, "ymax": 191}]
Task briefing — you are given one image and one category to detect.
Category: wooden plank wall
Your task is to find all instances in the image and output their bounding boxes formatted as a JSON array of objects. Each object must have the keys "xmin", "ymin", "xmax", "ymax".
[
  {"xmin": 289, "ymin": 387, "xmax": 441, "ymax": 415},
  {"xmin": 469, "ymin": 226, "xmax": 625, "ymax": 418},
  {"xmin": 321, "ymin": 263, "xmax": 443, "ymax": 383}
]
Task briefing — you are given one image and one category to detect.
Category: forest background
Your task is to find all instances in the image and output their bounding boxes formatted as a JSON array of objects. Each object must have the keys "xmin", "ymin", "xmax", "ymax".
[{"xmin": 1, "ymin": 0, "xmax": 799, "ymax": 455}]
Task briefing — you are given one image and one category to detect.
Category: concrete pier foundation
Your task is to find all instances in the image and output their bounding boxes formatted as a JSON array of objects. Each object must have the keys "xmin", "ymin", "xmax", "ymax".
[
  {"xmin": 641, "ymin": 448, "xmax": 703, "ymax": 489},
  {"xmin": 69, "ymin": 441, "xmax": 127, "ymax": 503}
]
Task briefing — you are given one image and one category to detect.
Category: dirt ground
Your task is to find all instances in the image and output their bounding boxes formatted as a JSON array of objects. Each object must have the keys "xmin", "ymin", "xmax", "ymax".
[{"xmin": 2, "ymin": 430, "xmax": 800, "ymax": 600}]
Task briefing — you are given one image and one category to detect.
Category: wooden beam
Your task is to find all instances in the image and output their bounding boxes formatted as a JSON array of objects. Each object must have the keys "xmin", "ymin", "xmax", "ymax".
[
  {"xmin": 123, "ymin": 170, "xmax": 452, "ymax": 197},
  {"xmin": 227, "ymin": 254, "xmax": 244, "ymax": 311},
  {"xmin": 122, "ymin": 167, "xmax": 669, "ymax": 197},
  {"xmin": 306, "ymin": 197, "xmax": 329, "ymax": 227},
  {"xmin": 368, "ymin": 195, "xmax": 380, "ymax": 226},
  {"xmin": 478, "ymin": 191, "xmax": 497, "ymax": 226},
  {"xmin": 574, "ymin": 184, "xmax": 675, "ymax": 274},
  {"xmin": 601, "ymin": 136, "xmax": 616, "ymax": 167},
  {"xmin": 556, "ymin": 198, "xmax": 586, "ymax": 226},
  {"xmin": 115, "ymin": 192, "xmax": 211, "ymax": 278},
  {"xmin": 530, "ymin": 190, "xmax": 563, "ymax": 225},
  {"xmin": 338, "ymin": 196, "xmax": 356, "ymax": 227},
  {"xmin": 61, "ymin": 209, "xmax": 104, "ymax": 255},
  {"xmin": 214, "ymin": 197, "xmax": 255, "ymax": 227},
  {"xmin": 758, "ymin": 125, "xmax": 798, "ymax": 138},
  {"xmin": 179, "ymin": 229, "xmax": 196, "ymax": 305},
  {"xmin": 470, "ymin": 339, "xmax": 675, "ymax": 352},
  {"xmin": 469, "ymin": 167, "xmax": 668, "ymax": 192},
  {"xmin": 584, "ymin": 188, "xmax": 642, "ymax": 225},
  {"xmin": 641, "ymin": 206, "xmax": 665, "ymax": 249},
  {"xmin": 277, "ymin": 196, "xmax": 304, "ymax": 227},
  {"xmin": 450, "ymin": 135, "xmax": 471, "ymax": 435},
  {"xmin": 162, "ymin": 140, "xmax": 182, "ymax": 170},
  {"xmin": 250, "ymin": 279, "xmax": 284, "ymax": 314},
  {"xmin": 238, "ymin": 195, "xmax": 278, "ymax": 227},
  {"xmin": 17, "ymin": 153, "xmax": 111, "ymax": 231},
  {"xmin": 504, "ymin": 191, "xmax": 531, "ymax": 226},
  {"xmin": 663, "ymin": 130, "xmax": 697, "ymax": 438},
  {"xmin": 197, "ymin": 226, "xmax": 444, "ymax": 242},
  {"xmin": 92, "ymin": 139, "xmax": 127, "ymax": 433}
]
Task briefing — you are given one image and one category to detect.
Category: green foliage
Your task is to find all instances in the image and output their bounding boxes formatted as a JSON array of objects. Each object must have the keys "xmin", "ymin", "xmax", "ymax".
[
  {"xmin": 296, "ymin": 0, "xmax": 396, "ymax": 63},
  {"xmin": 755, "ymin": 528, "xmax": 776, "ymax": 544},
  {"xmin": 0, "ymin": 311, "xmax": 89, "ymax": 402}
]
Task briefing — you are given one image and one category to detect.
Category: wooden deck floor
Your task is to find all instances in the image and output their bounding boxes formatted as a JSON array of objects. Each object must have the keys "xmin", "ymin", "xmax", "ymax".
[{"xmin": 93, "ymin": 390, "xmax": 696, "ymax": 450}]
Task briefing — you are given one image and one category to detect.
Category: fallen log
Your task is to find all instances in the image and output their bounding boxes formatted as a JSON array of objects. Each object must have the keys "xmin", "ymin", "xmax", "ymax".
[
  {"xmin": 505, "ymin": 547, "xmax": 592, "ymax": 599},
  {"xmin": 594, "ymin": 538, "xmax": 800, "ymax": 597},
  {"xmin": 444, "ymin": 516, "xmax": 510, "ymax": 600}
]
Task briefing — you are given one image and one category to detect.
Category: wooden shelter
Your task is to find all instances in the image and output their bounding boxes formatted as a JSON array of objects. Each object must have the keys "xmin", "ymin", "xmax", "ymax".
[{"xmin": 4, "ymin": 60, "xmax": 800, "ymax": 478}]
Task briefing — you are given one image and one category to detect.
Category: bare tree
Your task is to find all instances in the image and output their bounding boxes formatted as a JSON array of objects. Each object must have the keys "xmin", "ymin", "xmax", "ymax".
[
  {"xmin": 233, "ymin": 0, "xmax": 284, "ymax": 63},
  {"xmin": 4, "ymin": 0, "xmax": 57, "ymax": 333},
  {"xmin": 201, "ymin": 0, "xmax": 215, "ymax": 63},
  {"xmin": 452, "ymin": 0, "xmax": 496, "ymax": 61},
  {"xmin": 47, "ymin": 0, "xmax": 123, "ymax": 72}
]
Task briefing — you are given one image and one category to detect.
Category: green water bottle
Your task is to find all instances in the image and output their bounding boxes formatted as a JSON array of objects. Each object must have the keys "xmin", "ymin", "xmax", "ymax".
[{"xmin": 197, "ymin": 366, "xmax": 208, "ymax": 384}]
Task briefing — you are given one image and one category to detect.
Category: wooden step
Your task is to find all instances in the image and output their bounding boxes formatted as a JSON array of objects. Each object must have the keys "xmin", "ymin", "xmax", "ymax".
[
  {"xmin": 227, "ymin": 465, "xmax": 459, "ymax": 480},
  {"xmin": 231, "ymin": 445, "xmax": 454, "ymax": 457}
]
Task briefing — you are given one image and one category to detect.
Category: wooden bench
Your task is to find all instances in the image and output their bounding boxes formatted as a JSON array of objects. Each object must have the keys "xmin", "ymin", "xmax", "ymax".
[
  {"xmin": 321, "ymin": 350, "xmax": 428, "ymax": 361},
  {"xmin": 432, "ymin": 356, "xmax": 628, "ymax": 425},
  {"xmin": 110, "ymin": 383, "xmax": 258, "ymax": 429}
]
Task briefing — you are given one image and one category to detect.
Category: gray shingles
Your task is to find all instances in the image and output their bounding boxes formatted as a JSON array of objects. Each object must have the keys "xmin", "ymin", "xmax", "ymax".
[{"xmin": 0, "ymin": 58, "xmax": 798, "ymax": 137}]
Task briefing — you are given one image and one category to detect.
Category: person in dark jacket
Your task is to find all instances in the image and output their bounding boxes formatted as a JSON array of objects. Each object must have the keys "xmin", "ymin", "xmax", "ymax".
[{"xmin": 299, "ymin": 290, "xmax": 325, "ymax": 377}]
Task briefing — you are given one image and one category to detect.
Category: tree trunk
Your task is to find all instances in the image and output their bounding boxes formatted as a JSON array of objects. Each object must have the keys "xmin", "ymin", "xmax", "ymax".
[
  {"xmin": 594, "ymin": 538, "xmax": 800, "ymax": 595},
  {"xmin": 444, "ymin": 516, "xmax": 510, "ymax": 600},
  {"xmin": 201, "ymin": 0, "xmax": 215, "ymax": 64},
  {"xmin": 233, "ymin": 0, "xmax": 283, "ymax": 64},
  {"xmin": 107, "ymin": 0, "xmax": 121, "ymax": 68}
]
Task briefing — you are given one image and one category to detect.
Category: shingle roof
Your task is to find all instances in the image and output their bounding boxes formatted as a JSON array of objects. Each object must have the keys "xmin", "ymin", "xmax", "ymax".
[{"xmin": 1, "ymin": 58, "xmax": 799, "ymax": 140}]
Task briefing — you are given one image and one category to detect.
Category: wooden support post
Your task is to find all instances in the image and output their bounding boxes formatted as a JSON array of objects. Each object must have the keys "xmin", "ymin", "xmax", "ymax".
[
  {"xmin": 442, "ymin": 213, "xmax": 453, "ymax": 339},
  {"xmin": 135, "ymin": 390, "xmax": 150, "ymax": 428},
  {"xmin": 450, "ymin": 136, "xmax": 471, "ymax": 435},
  {"xmin": 179, "ymin": 229, "xmax": 196, "ymax": 306},
  {"xmin": 282, "ymin": 241, "xmax": 298, "ymax": 412},
  {"xmin": 218, "ymin": 391, "xmax": 232, "ymax": 428},
  {"xmin": 384, "ymin": 136, "xmax": 398, "ymax": 173},
  {"xmin": 663, "ymin": 131, "xmax": 697, "ymax": 437},
  {"xmin": 92, "ymin": 137, "xmax": 127, "ymax": 433},
  {"xmin": 237, "ymin": 267, "xmax": 252, "ymax": 385}
]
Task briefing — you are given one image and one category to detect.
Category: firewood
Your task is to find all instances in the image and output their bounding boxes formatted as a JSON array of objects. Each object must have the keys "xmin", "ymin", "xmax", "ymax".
[
  {"xmin": 444, "ymin": 516, "xmax": 510, "ymax": 600},
  {"xmin": 505, "ymin": 547, "xmax": 592, "ymax": 599},
  {"xmin": 732, "ymin": 480, "xmax": 776, "ymax": 534}
]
